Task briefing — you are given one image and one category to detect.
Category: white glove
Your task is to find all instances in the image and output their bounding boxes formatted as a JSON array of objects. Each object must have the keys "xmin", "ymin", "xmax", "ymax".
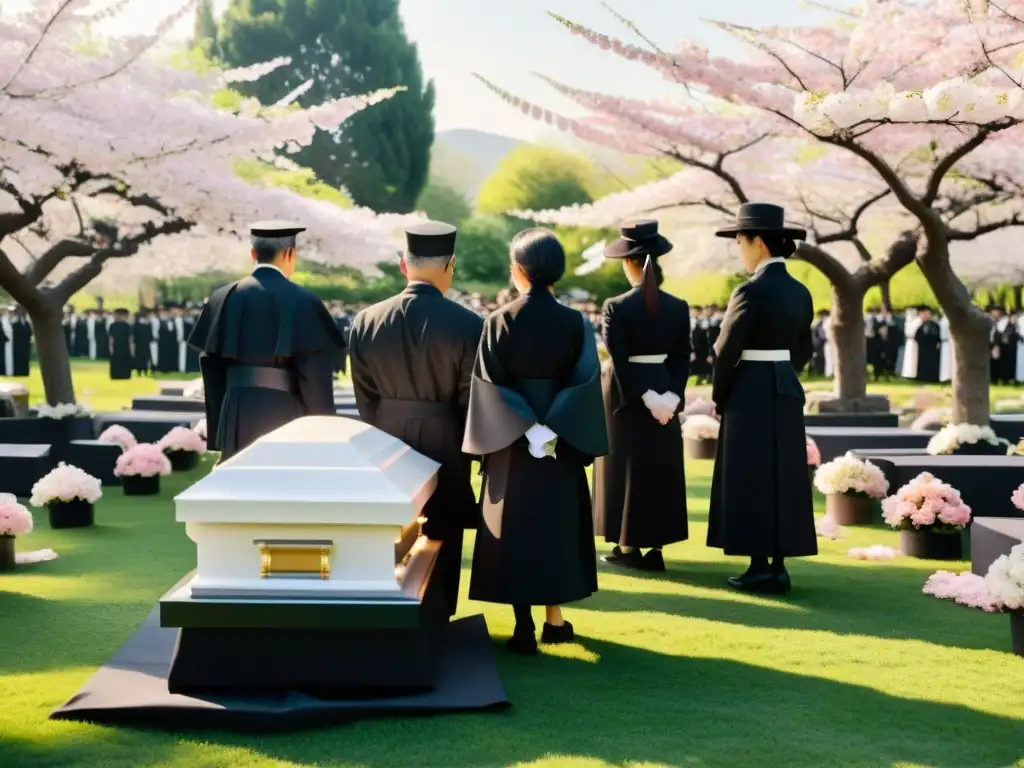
[
  {"xmin": 643, "ymin": 390, "xmax": 679, "ymax": 425},
  {"xmin": 525, "ymin": 423, "xmax": 557, "ymax": 459}
]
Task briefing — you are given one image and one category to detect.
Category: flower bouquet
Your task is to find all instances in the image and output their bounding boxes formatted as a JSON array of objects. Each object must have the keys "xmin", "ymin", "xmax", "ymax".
[
  {"xmin": 881, "ymin": 472, "xmax": 970, "ymax": 560},
  {"xmin": 682, "ymin": 414, "xmax": 720, "ymax": 460},
  {"xmin": 32, "ymin": 402, "xmax": 91, "ymax": 420},
  {"xmin": 681, "ymin": 396, "xmax": 716, "ymax": 419},
  {"xmin": 98, "ymin": 424, "xmax": 137, "ymax": 451},
  {"xmin": 806, "ymin": 437, "xmax": 821, "ymax": 485},
  {"xmin": 926, "ymin": 423, "xmax": 1011, "ymax": 456},
  {"xmin": 157, "ymin": 426, "xmax": 207, "ymax": 471},
  {"xmin": 813, "ymin": 452, "xmax": 889, "ymax": 525},
  {"xmin": 0, "ymin": 494, "xmax": 33, "ymax": 571},
  {"xmin": 115, "ymin": 443, "xmax": 172, "ymax": 496},
  {"xmin": 984, "ymin": 543, "xmax": 1024, "ymax": 657},
  {"xmin": 29, "ymin": 402, "xmax": 93, "ymax": 442},
  {"xmin": 29, "ymin": 462, "xmax": 103, "ymax": 529}
]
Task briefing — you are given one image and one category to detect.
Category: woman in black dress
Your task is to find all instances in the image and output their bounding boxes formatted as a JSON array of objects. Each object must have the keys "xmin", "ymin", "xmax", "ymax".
[
  {"xmin": 706, "ymin": 203, "xmax": 816, "ymax": 594},
  {"xmin": 108, "ymin": 308, "xmax": 133, "ymax": 380},
  {"xmin": 463, "ymin": 228, "xmax": 608, "ymax": 654},
  {"xmin": 132, "ymin": 310, "xmax": 153, "ymax": 375},
  {"xmin": 593, "ymin": 220, "xmax": 691, "ymax": 572}
]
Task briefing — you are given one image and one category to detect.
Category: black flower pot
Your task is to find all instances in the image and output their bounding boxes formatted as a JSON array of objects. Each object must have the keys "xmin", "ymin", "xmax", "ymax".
[
  {"xmin": 167, "ymin": 450, "xmax": 199, "ymax": 472},
  {"xmin": 900, "ymin": 529, "xmax": 963, "ymax": 560},
  {"xmin": 122, "ymin": 474, "xmax": 160, "ymax": 496},
  {"xmin": 1011, "ymin": 613, "xmax": 1024, "ymax": 658},
  {"xmin": 954, "ymin": 441, "xmax": 1006, "ymax": 456},
  {"xmin": 685, "ymin": 437, "xmax": 718, "ymax": 460},
  {"xmin": 0, "ymin": 535, "xmax": 14, "ymax": 571},
  {"xmin": 48, "ymin": 499, "xmax": 94, "ymax": 529}
]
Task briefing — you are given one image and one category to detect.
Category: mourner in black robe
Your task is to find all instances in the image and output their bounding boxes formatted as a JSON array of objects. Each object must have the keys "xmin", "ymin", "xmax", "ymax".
[
  {"xmin": 188, "ymin": 221, "xmax": 344, "ymax": 460},
  {"xmin": 592, "ymin": 221, "xmax": 690, "ymax": 571},
  {"xmin": 11, "ymin": 310, "xmax": 31, "ymax": 376},
  {"xmin": 332, "ymin": 308, "xmax": 351, "ymax": 374},
  {"xmin": 0, "ymin": 317, "xmax": 8, "ymax": 376},
  {"xmin": 94, "ymin": 311, "xmax": 110, "ymax": 360},
  {"xmin": 132, "ymin": 311, "xmax": 153, "ymax": 374},
  {"xmin": 72, "ymin": 313, "xmax": 89, "ymax": 358},
  {"xmin": 348, "ymin": 222, "xmax": 483, "ymax": 618},
  {"xmin": 914, "ymin": 307, "xmax": 942, "ymax": 383},
  {"xmin": 156, "ymin": 306, "xmax": 178, "ymax": 373},
  {"xmin": 463, "ymin": 229, "xmax": 608, "ymax": 655},
  {"xmin": 810, "ymin": 310, "xmax": 829, "ymax": 375},
  {"xmin": 706, "ymin": 203, "xmax": 816, "ymax": 595},
  {"xmin": 62, "ymin": 307, "xmax": 75, "ymax": 352},
  {"xmin": 183, "ymin": 304, "xmax": 202, "ymax": 373},
  {"xmin": 989, "ymin": 306, "xmax": 1017, "ymax": 384},
  {"xmin": 691, "ymin": 306, "xmax": 711, "ymax": 383},
  {"xmin": 108, "ymin": 309, "xmax": 133, "ymax": 380}
]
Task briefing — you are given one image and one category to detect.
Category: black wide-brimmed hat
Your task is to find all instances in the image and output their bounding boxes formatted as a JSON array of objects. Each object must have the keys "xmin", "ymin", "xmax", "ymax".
[
  {"xmin": 604, "ymin": 219, "xmax": 674, "ymax": 259},
  {"xmin": 714, "ymin": 203, "xmax": 806, "ymax": 240}
]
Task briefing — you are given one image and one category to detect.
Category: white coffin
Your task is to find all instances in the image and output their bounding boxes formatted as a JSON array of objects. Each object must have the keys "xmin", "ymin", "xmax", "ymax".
[{"xmin": 173, "ymin": 416, "xmax": 439, "ymax": 599}]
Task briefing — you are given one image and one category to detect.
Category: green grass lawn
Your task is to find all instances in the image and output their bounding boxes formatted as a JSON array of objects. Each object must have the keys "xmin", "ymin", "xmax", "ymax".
[{"xmin": 0, "ymin": 367, "xmax": 1022, "ymax": 768}]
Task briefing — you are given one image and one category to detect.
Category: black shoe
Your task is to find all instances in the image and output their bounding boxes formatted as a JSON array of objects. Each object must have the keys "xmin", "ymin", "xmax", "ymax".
[
  {"xmin": 641, "ymin": 549, "xmax": 666, "ymax": 572},
  {"xmin": 541, "ymin": 620, "xmax": 575, "ymax": 644},
  {"xmin": 727, "ymin": 571, "xmax": 791, "ymax": 594},
  {"xmin": 506, "ymin": 627, "xmax": 538, "ymax": 655},
  {"xmin": 602, "ymin": 547, "xmax": 644, "ymax": 569}
]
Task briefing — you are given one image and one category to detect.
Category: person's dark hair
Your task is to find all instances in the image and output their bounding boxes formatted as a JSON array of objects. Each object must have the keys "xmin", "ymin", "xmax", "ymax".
[
  {"xmin": 251, "ymin": 234, "xmax": 297, "ymax": 264},
  {"xmin": 740, "ymin": 231, "xmax": 797, "ymax": 259},
  {"xmin": 510, "ymin": 228, "xmax": 565, "ymax": 288},
  {"xmin": 628, "ymin": 255, "xmax": 664, "ymax": 317}
]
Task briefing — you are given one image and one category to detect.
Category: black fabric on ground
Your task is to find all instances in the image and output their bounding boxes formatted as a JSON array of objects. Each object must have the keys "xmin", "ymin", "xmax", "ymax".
[{"xmin": 51, "ymin": 610, "xmax": 509, "ymax": 732}]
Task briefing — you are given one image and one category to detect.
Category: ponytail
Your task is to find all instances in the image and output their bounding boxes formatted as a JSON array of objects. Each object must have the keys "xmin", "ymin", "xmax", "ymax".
[{"xmin": 641, "ymin": 255, "xmax": 660, "ymax": 317}]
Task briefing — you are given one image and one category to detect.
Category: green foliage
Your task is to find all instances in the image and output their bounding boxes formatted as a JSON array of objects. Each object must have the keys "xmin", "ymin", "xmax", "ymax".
[
  {"xmin": 556, "ymin": 226, "xmax": 629, "ymax": 300},
  {"xmin": 233, "ymin": 157, "xmax": 352, "ymax": 207},
  {"xmin": 217, "ymin": 0, "xmax": 435, "ymax": 213},
  {"xmin": 455, "ymin": 216, "xmax": 514, "ymax": 284},
  {"xmin": 416, "ymin": 182, "xmax": 472, "ymax": 226},
  {"xmin": 477, "ymin": 145, "xmax": 595, "ymax": 220},
  {"xmin": 192, "ymin": 0, "xmax": 219, "ymax": 55}
]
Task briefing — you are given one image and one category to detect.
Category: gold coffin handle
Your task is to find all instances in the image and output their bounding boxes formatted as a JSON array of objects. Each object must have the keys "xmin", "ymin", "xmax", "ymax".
[{"xmin": 256, "ymin": 540, "xmax": 332, "ymax": 580}]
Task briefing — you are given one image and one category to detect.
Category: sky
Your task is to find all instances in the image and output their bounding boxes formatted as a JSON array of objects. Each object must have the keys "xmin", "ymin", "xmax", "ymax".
[{"xmin": 4, "ymin": 0, "xmax": 834, "ymax": 140}]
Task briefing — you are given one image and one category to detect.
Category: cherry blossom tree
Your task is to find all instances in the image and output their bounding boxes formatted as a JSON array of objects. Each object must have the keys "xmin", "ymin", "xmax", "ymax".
[
  {"xmin": 0, "ymin": 1, "xmax": 415, "ymax": 405},
  {"xmin": 476, "ymin": 1, "xmax": 1024, "ymax": 423}
]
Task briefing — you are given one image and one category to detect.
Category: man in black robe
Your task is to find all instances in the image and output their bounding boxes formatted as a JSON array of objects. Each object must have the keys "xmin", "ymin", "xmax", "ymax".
[
  {"xmin": 810, "ymin": 310, "xmax": 829, "ymax": 375},
  {"xmin": 156, "ymin": 305, "xmax": 178, "ymax": 373},
  {"xmin": 132, "ymin": 309, "xmax": 153, "ymax": 375},
  {"xmin": 989, "ymin": 305, "xmax": 1017, "ymax": 384},
  {"xmin": 72, "ymin": 311, "xmax": 89, "ymax": 358},
  {"xmin": 62, "ymin": 305, "xmax": 75, "ymax": 353},
  {"xmin": 189, "ymin": 221, "xmax": 343, "ymax": 461},
  {"xmin": 108, "ymin": 308, "xmax": 133, "ymax": 380},
  {"xmin": 691, "ymin": 305, "xmax": 711, "ymax": 383},
  {"xmin": 94, "ymin": 310, "xmax": 110, "ymax": 361},
  {"xmin": 347, "ymin": 222, "xmax": 484, "ymax": 618},
  {"xmin": 331, "ymin": 302, "xmax": 351, "ymax": 375},
  {"xmin": 11, "ymin": 307, "xmax": 32, "ymax": 376},
  {"xmin": 914, "ymin": 306, "xmax": 942, "ymax": 383}
]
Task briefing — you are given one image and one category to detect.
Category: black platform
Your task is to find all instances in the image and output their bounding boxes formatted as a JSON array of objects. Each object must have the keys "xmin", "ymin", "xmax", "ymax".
[
  {"xmin": 132, "ymin": 395, "xmax": 205, "ymax": 414},
  {"xmin": 0, "ymin": 415, "xmax": 94, "ymax": 445},
  {"xmin": 0, "ymin": 443, "xmax": 51, "ymax": 496},
  {"xmin": 62, "ymin": 439, "xmax": 123, "ymax": 486},
  {"xmin": 50, "ymin": 610, "xmax": 508, "ymax": 732},
  {"xmin": 94, "ymin": 411, "xmax": 200, "ymax": 443},
  {"xmin": 991, "ymin": 414, "xmax": 1024, "ymax": 443},
  {"xmin": 804, "ymin": 412, "xmax": 899, "ymax": 428},
  {"xmin": 159, "ymin": 382, "xmax": 188, "ymax": 397},
  {"xmin": 805, "ymin": 427, "xmax": 936, "ymax": 463},
  {"xmin": 971, "ymin": 517, "xmax": 1024, "ymax": 576}
]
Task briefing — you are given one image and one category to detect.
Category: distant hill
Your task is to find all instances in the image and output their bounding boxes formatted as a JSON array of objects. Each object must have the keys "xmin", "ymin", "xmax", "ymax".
[{"xmin": 431, "ymin": 129, "xmax": 526, "ymax": 200}]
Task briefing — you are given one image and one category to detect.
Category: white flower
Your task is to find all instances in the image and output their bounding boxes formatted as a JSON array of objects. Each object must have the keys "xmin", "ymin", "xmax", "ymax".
[
  {"xmin": 926, "ymin": 423, "xmax": 1006, "ymax": 455},
  {"xmin": 29, "ymin": 463, "xmax": 103, "ymax": 506},
  {"xmin": 813, "ymin": 452, "xmax": 889, "ymax": 498},
  {"xmin": 34, "ymin": 402, "xmax": 90, "ymax": 420},
  {"xmin": 183, "ymin": 378, "xmax": 204, "ymax": 399},
  {"xmin": 961, "ymin": 88, "xmax": 1007, "ymax": 124},
  {"xmin": 889, "ymin": 91, "xmax": 929, "ymax": 122},
  {"xmin": 819, "ymin": 91, "xmax": 872, "ymax": 129},
  {"xmin": 985, "ymin": 544, "xmax": 1024, "ymax": 611},
  {"xmin": 682, "ymin": 414, "xmax": 720, "ymax": 441},
  {"xmin": 923, "ymin": 78, "xmax": 977, "ymax": 121}
]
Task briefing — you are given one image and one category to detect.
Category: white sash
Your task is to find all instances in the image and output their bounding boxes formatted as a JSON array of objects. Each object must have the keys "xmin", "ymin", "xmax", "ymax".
[
  {"xmin": 175, "ymin": 317, "xmax": 186, "ymax": 372},
  {"xmin": 87, "ymin": 317, "xmax": 97, "ymax": 360},
  {"xmin": 628, "ymin": 354, "xmax": 667, "ymax": 364},
  {"xmin": 149, "ymin": 317, "xmax": 159, "ymax": 363},
  {"xmin": 740, "ymin": 349, "xmax": 790, "ymax": 362}
]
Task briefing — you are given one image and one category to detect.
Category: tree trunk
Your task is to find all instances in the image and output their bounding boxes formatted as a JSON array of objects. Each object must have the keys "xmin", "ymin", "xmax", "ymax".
[
  {"xmin": 916, "ymin": 238, "xmax": 990, "ymax": 424},
  {"xmin": 830, "ymin": 283, "xmax": 869, "ymax": 404},
  {"xmin": 28, "ymin": 302, "xmax": 77, "ymax": 406},
  {"xmin": 878, "ymin": 278, "xmax": 893, "ymax": 313}
]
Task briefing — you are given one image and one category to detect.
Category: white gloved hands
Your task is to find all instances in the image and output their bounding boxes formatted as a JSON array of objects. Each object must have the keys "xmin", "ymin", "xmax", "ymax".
[
  {"xmin": 525, "ymin": 423, "xmax": 558, "ymax": 459},
  {"xmin": 642, "ymin": 390, "xmax": 680, "ymax": 426}
]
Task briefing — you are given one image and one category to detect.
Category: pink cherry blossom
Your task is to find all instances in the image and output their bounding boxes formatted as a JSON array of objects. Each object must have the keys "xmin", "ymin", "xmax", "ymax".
[{"xmin": 0, "ymin": 494, "xmax": 33, "ymax": 536}]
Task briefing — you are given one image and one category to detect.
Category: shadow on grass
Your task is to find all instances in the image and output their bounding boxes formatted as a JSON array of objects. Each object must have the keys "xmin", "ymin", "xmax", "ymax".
[
  {"xmin": 116, "ymin": 636, "xmax": 1024, "ymax": 768},
  {"xmin": 589, "ymin": 558, "xmax": 1010, "ymax": 653}
]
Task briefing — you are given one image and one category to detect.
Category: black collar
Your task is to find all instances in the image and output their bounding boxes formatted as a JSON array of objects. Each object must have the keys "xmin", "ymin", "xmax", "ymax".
[{"xmin": 403, "ymin": 282, "xmax": 443, "ymax": 298}]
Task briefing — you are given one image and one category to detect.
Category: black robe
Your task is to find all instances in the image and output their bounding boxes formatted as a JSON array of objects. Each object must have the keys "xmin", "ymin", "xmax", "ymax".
[
  {"xmin": 347, "ymin": 282, "xmax": 483, "ymax": 617},
  {"xmin": 810, "ymin": 319, "xmax": 828, "ymax": 375},
  {"xmin": 132, "ymin": 320, "xmax": 153, "ymax": 373},
  {"xmin": 0, "ymin": 324, "xmax": 8, "ymax": 375},
  {"xmin": 188, "ymin": 267, "xmax": 344, "ymax": 460},
  {"xmin": 691, "ymin": 318, "xmax": 711, "ymax": 381},
  {"xmin": 707, "ymin": 261, "xmax": 817, "ymax": 558},
  {"xmin": 914, "ymin": 320, "xmax": 942, "ymax": 383},
  {"xmin": 333, "ymin": 314, "xmax": 351, "ymax": 374},
  {"xmin": 108, "ymin": 320, "xmax": 133, "ymax": 380},
  {"xmin": 463, "ymin": 289, "xmax": 608, "ymax": 606},
  {"xmin": 11, "ymin": 318, "xmax": 31, "ymax": 376},
  {"xmin": 94, "ymin": 317, "xmax": 110, "ymax": 360},
  {"xmin": 593, "ymin": 287, "xmax": 690, "ymax": 548},
  {"xmin": 183, "ymin": 317, "xmax": 201, "ymax": 372},
  {"xmin": 62, "ymin": 315, "xmax": 74, "ymax": 352},
  {"xmin": 991, "ymin": 319, "xmax": 1017, "ymax": 384},
  {"xmin": 73, "ymin": 317, "xmax": 89, "ymax": 357},
  {"xmin": 157, "ymin": 318, "xmax": 178, "ymax": 373}
]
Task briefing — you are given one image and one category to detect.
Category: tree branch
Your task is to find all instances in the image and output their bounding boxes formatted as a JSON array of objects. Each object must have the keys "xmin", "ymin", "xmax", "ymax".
[
  {"xmin": 923, "ymin": 129, "xmax": 992, "ymax": 205},
  {"xmin": 794, "ymin": 241, "xmax": 854, "ymax": 288},
  {"xmin": 853, "ymin": 230, "xmax": 918, "ymax": 290},
  {"xmin": 24, "ymin": 238, "xmax": 96, "ymax": 286}
]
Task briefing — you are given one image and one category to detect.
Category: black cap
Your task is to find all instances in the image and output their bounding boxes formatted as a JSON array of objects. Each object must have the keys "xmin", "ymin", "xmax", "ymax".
[
  {"xmin": 250, "ymin": 220, "xmax": 306, "ymax": 237},
  {"xmin": 114, "ymin": 307, "xmax": 129, "ymax": 315},
  {"xmin": 604, "ymin": 219, "xmax": 674, "ymax": 259},
  {"xmin": 405, "ymin": 221, "xmax": 457, "ymax": 259},
  {"xmin": 714, "ymin": 203, "xmax": 806, "ymax": 240}
]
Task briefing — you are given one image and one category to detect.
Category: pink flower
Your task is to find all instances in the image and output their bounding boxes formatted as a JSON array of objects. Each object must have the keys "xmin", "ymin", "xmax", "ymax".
[
  {"xmin": 1012, "ymin": 483, "xmax": 1024, "ymax": 511},
  {"xmin": 923, "ymin": 570, "xmax": 1002, "ymax": 612},
  {"xmin": 880, "ymin": 472, "xmax": 971, "ymax": 530},
  {"xmin": 115, "ymin": 443, "xmax": 172, "ymax": 478},
  {"xmin": 848, "ymin": 545, "xmax": 896, "ymax": 561},
  {"xmin": 157, "ymin": 426, "xmax": 206, "ymax": 454},
  {"xmin": 938, "ymin": 504, "xmax": 972, "ymax": 526},
  {"xmin": 816, "ymin": 516, "xmax": 843, "ymax": 539},
  {"xmin": 0, "ymin": 493, "xmax": 33, "ymax": 536},
  {"xmin": 909, "ymin": 506, "xmax": 937, "ymax": 526},
  {"xmin": 98, "ymin": 425, "xmax": 136, "ymax": 450},
  {"xmin": 806, "ymin": 438, "xmax": 821, "ymax": 466}
]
